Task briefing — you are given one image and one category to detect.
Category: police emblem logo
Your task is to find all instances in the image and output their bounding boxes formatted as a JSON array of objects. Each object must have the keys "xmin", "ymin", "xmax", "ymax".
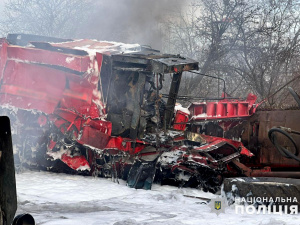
[
  {"xmin": 209, "ymin": 196, "xmax": 225, "ymax": 215},
  {"xmin": 215, "ymin": 201, "xmax": 221, "ymax": 210}
]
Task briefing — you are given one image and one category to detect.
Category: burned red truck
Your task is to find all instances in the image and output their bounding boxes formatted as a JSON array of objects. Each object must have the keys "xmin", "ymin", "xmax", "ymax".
[{"xmin": 0, "ymin": 34, "xmax": 299, "ymax": 193}]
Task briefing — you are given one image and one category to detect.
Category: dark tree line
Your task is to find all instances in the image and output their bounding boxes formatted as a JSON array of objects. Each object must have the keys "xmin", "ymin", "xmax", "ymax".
[{"xmin": 162, "ymin": 0, "xmax": 300, "ymax": 107}]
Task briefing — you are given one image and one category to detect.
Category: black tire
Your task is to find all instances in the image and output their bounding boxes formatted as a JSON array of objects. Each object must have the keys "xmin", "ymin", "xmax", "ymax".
[
  {"xmin": 268, "ymin": 127, "xmax": 300, "ymax": 162},
  {"xmin": 13, "ymin": 213, "xmax": 35, "ymax": 225},
  {"xmin": 223, "ymin": 177, "xmax": 300, "ymax": 211},
  {"xmin": 288, "ymin": 87, "xmax": 300, "ymax": 108}
]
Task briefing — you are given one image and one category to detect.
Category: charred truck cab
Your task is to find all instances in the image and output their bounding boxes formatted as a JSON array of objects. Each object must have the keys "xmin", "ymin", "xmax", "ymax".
[
  {"xmin": 106, "ymin": 51, "xmax": 198, "ymax": 139},
  {"xmin": 103, "ymin": 51, "xmax": 201, "ymax": 189}
]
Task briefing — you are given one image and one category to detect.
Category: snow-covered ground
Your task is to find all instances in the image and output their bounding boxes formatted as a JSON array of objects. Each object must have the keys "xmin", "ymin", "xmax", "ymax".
[{"xmin": 16, "ymin": 171, "xmax": 299, "ymax": 225}]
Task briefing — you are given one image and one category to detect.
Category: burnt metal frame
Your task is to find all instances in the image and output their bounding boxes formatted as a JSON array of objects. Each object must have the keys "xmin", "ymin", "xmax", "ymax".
[
  {"xmin": 109, "ymin": 51, "xmax": 199, "ymax": 136},
  {"xmin": 164, "ymin": 72, "xmax": 182, "ymax": 129}
]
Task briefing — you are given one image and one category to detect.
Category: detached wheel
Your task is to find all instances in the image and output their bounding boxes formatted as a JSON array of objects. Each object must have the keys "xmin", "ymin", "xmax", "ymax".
[{"xmin": 223, "ymin": 177, "xmax": 300, "ymax": 211}]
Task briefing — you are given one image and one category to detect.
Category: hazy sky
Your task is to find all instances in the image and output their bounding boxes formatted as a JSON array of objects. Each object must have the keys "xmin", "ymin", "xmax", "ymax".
[
  {"xmin": 0, "ymin": 0, "xmax": 185, "ymax": 49},
  {"xmin": 0, "ymin": 1, "xmax": 4, "ymax": 36},
  {"xmin": 0, "ymin": 0, "xmax": 5, "ymax": 9}
]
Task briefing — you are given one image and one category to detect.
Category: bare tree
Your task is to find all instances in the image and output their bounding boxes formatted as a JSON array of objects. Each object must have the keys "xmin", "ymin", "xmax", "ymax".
[
  {"xmin": 232, "ymin": 0, "xmax": 300, "ymax": 105},
  {"xmin": 0, "ymin": 0, "xmax": 93, "ymax": 38},
  {"xmin": 162, "ymin": 0, "xmax": 258, "ymax": 98},
  {"xmin": 162, "ymin": 0, "xmax": 300, "ymax": 107}
]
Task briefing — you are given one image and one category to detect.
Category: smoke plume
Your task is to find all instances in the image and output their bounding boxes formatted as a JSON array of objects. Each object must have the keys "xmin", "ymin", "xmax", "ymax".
[{"xmin": 79, "ymin": 0, "xmax": 184, "ymax": 50}]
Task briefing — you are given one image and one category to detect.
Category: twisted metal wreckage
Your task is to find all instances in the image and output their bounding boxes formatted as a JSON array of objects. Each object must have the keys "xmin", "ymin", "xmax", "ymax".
[{"xmin": 0, "ymin": 34, "xmax": 299, "ymax": 193}]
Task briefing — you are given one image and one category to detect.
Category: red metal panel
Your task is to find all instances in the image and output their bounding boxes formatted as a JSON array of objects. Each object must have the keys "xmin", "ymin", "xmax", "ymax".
[
  {"xmin": 7, "ymin": 46, "xmax": 90, "ymax": 72},
  {"xmin": 61, "ymin": 89, "xmax": 93, "ymax": 115},
  {"xmin": 54, "ymin": 108, "xmax": 81, "ymax": 123},
  {"xmin": 173, "ymin": 111, "xmax": 189, "ymax": 130},
  {"xmin": 89, "ymin": 101, "xmax": 103, "ymax": 119},
  {"xmin": 193, "ymin": 104, "xmax": 205, "ymax": 115},
  {"xmin": 195, "ymin": 134, "xmax": 254, "ymax": 157},
  {"xmin": 61, "ymin": 154, "xmax": 90, "ymax": 171},
  {"xmin": 77, "ymin": 126, "xmax": 110, "ymax": 149},
  {"xmin": 53, "ymin": 109, "xmax": 83, "ymax": 132},
  {"xmin": 227, "ymin": 103, "xmax": 237, "ymax": 117},
  {"xmin": 189, "ymin": 94, "xmax": 257, "ymax": 121},
  {"xmin": 206, "ymin": 102, "xmax": 216, "ymax": 117},
  {"xmin": 105, "ymin": 137, "xmax": 146, "ymax": 154},
  {"xmin": 0, "ymin": 40, "xmax": 8, "ymax": 80},
  {"xmin": 84, "ymin": 118, "xmax": 112, "ymax": 135},
  {"xmin": 105, "ymin": 136, "xmax": 132, "ymax": 151},
  {"xmin": 59, "ymin": 72, "xmax": 95, "ymax": 115},
  {"xmin": 0, "ymin": 60, "xmax": 65, "ymax": 113},
  {"xmin": 96, "ymin": 53, "xmax": 103, "ymax": 72},
  {"xmin": 238, "ymin": 103, "xmax": 248, "ymax": 116},
  {"xmin": 216, "ymin": 103, "xmax": 226, "ymax": 117}
]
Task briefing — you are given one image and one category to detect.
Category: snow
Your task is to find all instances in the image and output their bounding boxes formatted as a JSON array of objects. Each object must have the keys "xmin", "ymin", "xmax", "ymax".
[
  {"xmin": 65, "ymin": 57, "xmax": 75, "ymax": 64},
  {"xmin": 192, "ymin": 113, "xmax": 207, "ymax": 119},
  {"xmin": 15, "ymin": 171, "xmax": 300, "ymax": 225},
  {"xmin": 73, "ymin": 41, "xmax": 141, "ymax": 57},
  {"xmin": 76, "ymin": 165, "xmax": 91, "ymax": 171},
  {"xmin": 175, "ymin": 104, "xmax": 190, "ymax": 115},
  {"xmin": 231, "ymin": 178, "xmax": 246, "ymax": 182},
  {"xmin": 46, "ymin": 147, "xmax": 67, "ymax": 160},
  {"xmin": 159, "ymin": 150, "xmax": 184, "ymax": 165},
  {"xmin": 144, "ymin": 130, "xmax": 183, "ymax": 144}
]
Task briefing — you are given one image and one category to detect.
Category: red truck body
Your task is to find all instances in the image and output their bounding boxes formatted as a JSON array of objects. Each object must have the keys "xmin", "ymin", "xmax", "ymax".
[{"xmin": 0, "ymin": 34, "xmax": 299, "ymax": 192}]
